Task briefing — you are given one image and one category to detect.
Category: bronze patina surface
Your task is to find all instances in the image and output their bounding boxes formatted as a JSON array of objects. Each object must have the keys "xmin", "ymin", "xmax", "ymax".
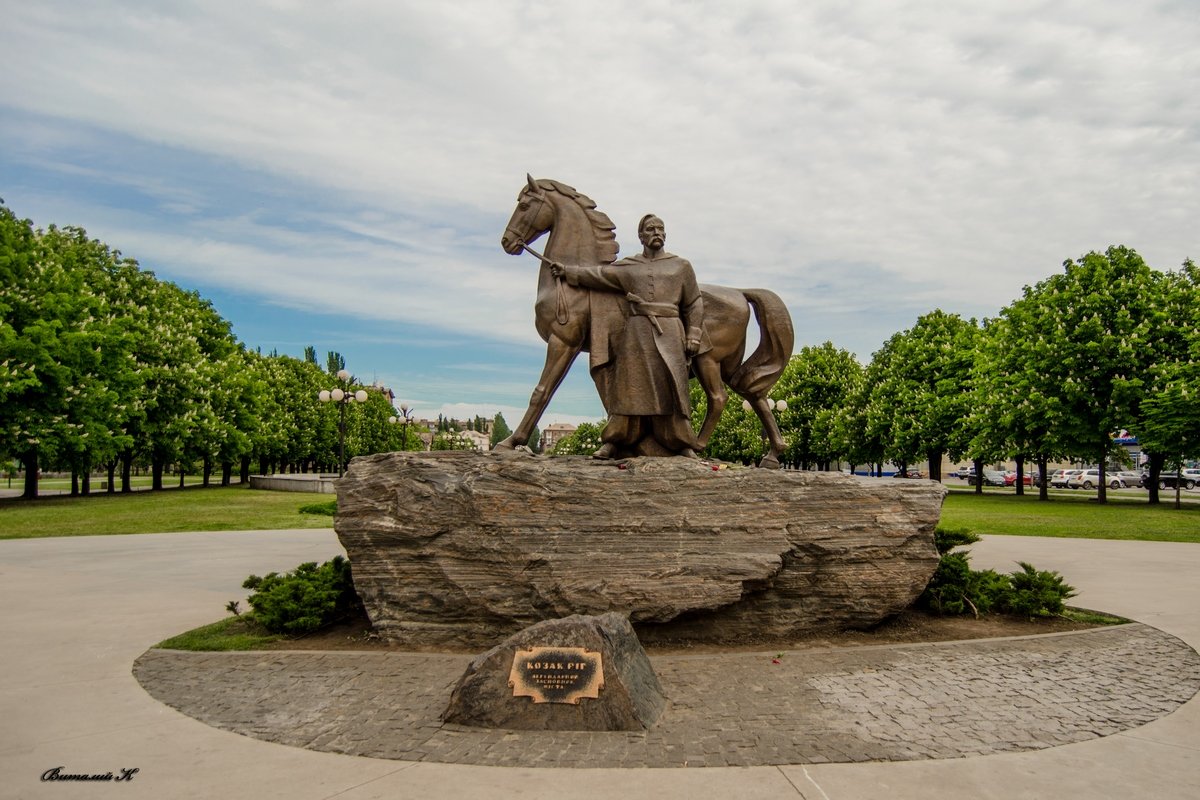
[
  {"xmin": 508, "ymin": 646, "xmax": 604, "ymax": 705},
  {"xmin": 497, "ymin": 176, "xmax": 794, "ymax": 467}
]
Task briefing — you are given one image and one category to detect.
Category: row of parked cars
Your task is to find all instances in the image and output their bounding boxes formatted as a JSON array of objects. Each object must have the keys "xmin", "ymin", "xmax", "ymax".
[{"xmin": 957, "ymin": 466, "xmax": 1200, "ymax": 490}]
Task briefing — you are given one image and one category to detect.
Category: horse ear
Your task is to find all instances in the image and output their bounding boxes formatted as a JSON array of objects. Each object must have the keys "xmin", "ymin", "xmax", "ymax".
[{"xmin": 526, "ymin": 174, "xmax": 539, "ymax": 193}]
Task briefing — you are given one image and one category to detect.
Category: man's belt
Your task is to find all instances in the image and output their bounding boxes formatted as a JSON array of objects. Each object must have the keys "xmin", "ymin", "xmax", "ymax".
[{"xmin": 625, "ymin": 293, "xmax": 677, "ymax": 335}]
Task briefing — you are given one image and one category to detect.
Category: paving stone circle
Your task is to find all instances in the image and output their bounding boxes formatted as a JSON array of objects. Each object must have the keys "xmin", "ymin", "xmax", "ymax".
[{"xmin": 134, "ymin": 623, "xmax": 1200, "ymax": 768}]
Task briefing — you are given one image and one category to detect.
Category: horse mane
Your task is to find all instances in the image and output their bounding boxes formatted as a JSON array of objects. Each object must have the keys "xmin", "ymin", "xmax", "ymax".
[{"xmin": 532, "ymin": 179, "xmax": 620, "ymax": 264}]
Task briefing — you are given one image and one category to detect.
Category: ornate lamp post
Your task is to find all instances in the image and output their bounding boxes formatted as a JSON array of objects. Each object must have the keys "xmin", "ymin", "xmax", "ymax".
[
  {"xmin": 388, "ymin": 403, "xmax": 416, "ymax": 451},
  {"xmin": 318, "ymin": 369, "xmax": 368, "ymax": 477}
]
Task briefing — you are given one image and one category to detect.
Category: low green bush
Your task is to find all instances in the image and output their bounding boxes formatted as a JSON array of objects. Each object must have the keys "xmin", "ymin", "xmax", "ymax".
[
  {"xmin": 1005, "ymin": 561, "xmax": 1076, "ymax": 617},
  {"xmin": 299, "ymin": 500, "xmax": 337, "ymax": 516},
  {"xmin": 242, "ymin": 556, "xmax": 362, "ymax": 634},
  {"xmin": 919, "ymin": 527, "xmax": 1076, "ymax": 618}
]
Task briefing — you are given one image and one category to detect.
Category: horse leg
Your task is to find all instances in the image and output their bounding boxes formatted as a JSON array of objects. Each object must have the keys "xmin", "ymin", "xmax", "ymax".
[
  {"xmin": 495, "ymin": 336, "xmax": 581, "ymax": 450},
  {"xmin": 692, "ymin": 354, "xmax": 727, "ymax": 450},
  {"xmin": 747, "ymin": 394, "xmax": 786, "ymax": 469}
]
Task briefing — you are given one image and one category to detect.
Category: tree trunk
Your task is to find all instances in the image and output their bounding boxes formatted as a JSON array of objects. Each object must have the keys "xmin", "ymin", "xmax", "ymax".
[
  {"xmin": 926, "ymin": 449, "xmax": 943, "ymax": 482},
  {"xmin": 178, "ymin": 469, "xmax": 185, "ymax": 488},
  {"xmin": 121, "ymin": 451, "xmax": 133, "ymax": 493},
  {"xmin": 1014, "ymin": 455, "xmax": 1025, "ymax": 497},
  {"xmin": 81, "ymin": 468, "xmax": 91, "ymax": 496},
  {"xmin": 152, "ymin": 455, "xmax": 165, "ymax": 491},
  {"xmin": 1037, "ymin": 456, "xmax": 1049, "ymax": 501},
  {"xmin": 106, "ymin": 461, "xmax": 117, "ymax": 495},
  {"xmin": 70, "ymin": 468, "xmax": 80, "ymax": 497},
  {"xmin": 240, "ymin": 456, "xmax": 251, "ymax": 485},
  {"xmin": 1145, "ymin": 452, "xmax": 1165, "ymax": 504},
  {"xmin": 221, "ymin": 462, "xmax": 232, "ymax": 487},
  {"xmin": 21, "ymin": 449, "xmax": 38, "ymax": 500},
  {"xmin": 973, "ymin": 458, "xmax": 984, "ymax": 495},
  {"xmin": 202, "ymin": 456, "xmax": 212, "ymax": 487},
  {"xmin": 1096, "ymin": 443, "xmax": 1108, "ymax": 504}
]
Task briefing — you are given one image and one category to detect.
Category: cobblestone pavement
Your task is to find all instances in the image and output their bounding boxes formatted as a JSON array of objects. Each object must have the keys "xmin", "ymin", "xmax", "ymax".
[{"xmin": 134, "ymin": 623, "xmax": 1199, "ymax": 769}]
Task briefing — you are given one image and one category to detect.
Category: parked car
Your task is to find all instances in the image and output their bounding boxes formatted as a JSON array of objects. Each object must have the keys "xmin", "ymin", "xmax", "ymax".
[
  {"xmin": 1003, "ymin": 471, "xmax": 1033, "ymax": 487},
  {"xmin": 953, "ymin": 464, "xmax": 972, "ymax": 479},
  {"xmin": 1067, "ymin": 469, "xmax": 1133, "ymax": 490},
  {"xmin": 1154, "ymin": 470, "xmax": 1199, "ymax": 490},
  {"xmin": 894, "ymin": 469, "xmax": 924, "ymax": 479},
  {"xmin": 1115, "ymin": 471, "xmax": 1144, "ymax": 488},
  {"xmin": 967, "ymin": 469, "xmax": 1006, "ymax": 487},
  {"xmin": 1049, "ymin": 469, "xmax": 1080, "ymax": 489}
]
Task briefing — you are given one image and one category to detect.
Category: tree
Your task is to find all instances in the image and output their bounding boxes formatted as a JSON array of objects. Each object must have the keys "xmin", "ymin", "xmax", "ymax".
[
  {"xmin": 326, "ymin": 351, "xmax": 345, "ymax": 376},
  {"xmin": 549, "ymin": 422, "xmax": 605, "ymax": 456},
  {"xmin": 771, "ymin": 343, "xmax": 863, "ymax": 469},
  {"xmin": 969, "ymin": 315, "xmax": 1073, "ymax": 499},
  {"xmin": 1137, "ymin": 260, "xmax": 1200, "ymax": 505},
  {"xmin": 490, "ymin": 413, "xmax": 512, "ymax": 448},
  {"xmin": 861, "ymin": 311, "xmax": 978, "ymax": 480},
  {"xmin": 1006, "ymin": 247, "xmax": 1169, "ymax": 502}
]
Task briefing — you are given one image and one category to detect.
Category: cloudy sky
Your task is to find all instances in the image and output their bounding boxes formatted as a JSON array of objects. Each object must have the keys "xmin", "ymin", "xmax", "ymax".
[{"xmin": 3, "ymin": 1, "xmax": 1197, "ymax": 425}]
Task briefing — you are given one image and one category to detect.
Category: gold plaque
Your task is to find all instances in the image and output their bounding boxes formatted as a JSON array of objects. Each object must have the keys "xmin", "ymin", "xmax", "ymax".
[{"xmin": 508, "ymin": 646, "xmax": 604, "ymax": 704}]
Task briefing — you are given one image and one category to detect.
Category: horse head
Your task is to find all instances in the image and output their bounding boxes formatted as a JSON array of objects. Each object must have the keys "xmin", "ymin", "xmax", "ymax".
[{"xmin": 501, "ymin": 174, "xmax": 556, "ymax": 255}]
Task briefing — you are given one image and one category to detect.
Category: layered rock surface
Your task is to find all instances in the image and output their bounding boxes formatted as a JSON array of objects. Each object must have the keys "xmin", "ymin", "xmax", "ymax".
[
  {"xmin": 334, "ymin": 451, "xmax": 945, "ymax": 647},
  {"xmin": 442, "ymin": 612, "xmax": 665, "ymax": 731}
]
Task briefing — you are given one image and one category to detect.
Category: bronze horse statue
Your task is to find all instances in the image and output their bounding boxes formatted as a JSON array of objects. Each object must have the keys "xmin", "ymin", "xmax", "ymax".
[{"xmin": 496, "ymin": 176, "xmax": 794, "ymax": 466}]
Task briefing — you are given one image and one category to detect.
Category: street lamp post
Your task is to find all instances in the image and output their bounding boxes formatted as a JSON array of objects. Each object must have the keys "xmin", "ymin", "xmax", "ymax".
[
  {"xmin": 318, "ymin": 369, "xmax": 368, "ymax": 477},
  {"xmin": 388, "ymin": 403, "xmax": 416, "ymax": 452}
]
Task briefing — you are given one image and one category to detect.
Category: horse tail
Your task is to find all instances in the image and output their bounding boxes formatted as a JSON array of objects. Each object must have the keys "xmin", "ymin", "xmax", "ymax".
[{"xmin": 728, "ymin": 288, "xmax": 794, "ymax": 397}]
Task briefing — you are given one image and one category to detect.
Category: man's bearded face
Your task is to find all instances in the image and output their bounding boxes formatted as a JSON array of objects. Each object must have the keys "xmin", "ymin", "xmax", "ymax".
[{"xmin": 639, "ymin": 218, "xmax": 665, "ymax": 250}]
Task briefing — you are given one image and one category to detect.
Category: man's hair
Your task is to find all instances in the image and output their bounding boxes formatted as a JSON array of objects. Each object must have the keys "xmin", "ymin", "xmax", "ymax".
[{"xmin": 638, "ymin": 214, "xmax": 663, "ymax": 233}]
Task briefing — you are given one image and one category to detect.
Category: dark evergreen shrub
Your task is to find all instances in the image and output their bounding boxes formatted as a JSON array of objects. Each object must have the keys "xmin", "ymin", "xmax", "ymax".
[
  {"xmin": 920, "ymin": 528, "xmax": 1074, "ymax": 618},
  {"xmin": 1001, "ymin": 561, "xmax": 1076, "ymax": 617},
  {"xmin": 242, "ymin": 556, "xmax": 361, "ymax": 634}
]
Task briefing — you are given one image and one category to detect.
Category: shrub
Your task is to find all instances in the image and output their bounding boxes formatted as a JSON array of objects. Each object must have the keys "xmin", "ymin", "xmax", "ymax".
[
  {"xmin": 1002, "ymin": 561, "xmax": 1076, "ymax": 617},
  {"xmin": 920, "ymin": 527, "xmax": 1075, "ymax": 618},
  {"xmin": 932, "ymin": 526, "xmax": 980, "ymax": 555},
  {"xmin": 242, "ymin": 556, "xmax": 362, "ymax": 634}
]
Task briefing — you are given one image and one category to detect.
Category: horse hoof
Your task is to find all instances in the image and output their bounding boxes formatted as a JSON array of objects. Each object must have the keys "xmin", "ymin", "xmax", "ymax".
[
  {"xmin": 493, "ymin": 437, "xmax": 517, "ymax": 451},
  {"xmin": 758, "ymin": 455, "xmax": 782, "ymax": 470}
]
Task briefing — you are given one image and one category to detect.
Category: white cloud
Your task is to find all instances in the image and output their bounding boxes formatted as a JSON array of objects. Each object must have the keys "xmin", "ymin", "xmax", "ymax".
[{"xmin": 2, "ymin": 1, "xmax": 1198, "ymax": 413}]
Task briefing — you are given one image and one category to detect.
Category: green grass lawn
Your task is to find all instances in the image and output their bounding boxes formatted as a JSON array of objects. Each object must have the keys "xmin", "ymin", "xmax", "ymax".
[
  {"xmin": 941, "ymin": 489, "xmax": 1200, "ymax": 543},
  {"xmin": 0, "ymin": 485, "xmax": 334, "ymax": 539}
]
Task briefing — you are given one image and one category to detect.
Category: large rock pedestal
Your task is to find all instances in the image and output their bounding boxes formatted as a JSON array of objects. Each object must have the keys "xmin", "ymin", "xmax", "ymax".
[{"xmin": 334, "ymin": 452, "xmax": 945, "ymax": 648}]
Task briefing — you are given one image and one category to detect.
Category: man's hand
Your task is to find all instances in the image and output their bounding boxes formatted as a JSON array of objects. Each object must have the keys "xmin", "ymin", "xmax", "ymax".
[
  {"xmin": 686, "ymin": 337, "xmax": 701, "ymax": 356},
  {"xmin": 548, "ymin": 261, "xmax": 566, "ymax": 278}
]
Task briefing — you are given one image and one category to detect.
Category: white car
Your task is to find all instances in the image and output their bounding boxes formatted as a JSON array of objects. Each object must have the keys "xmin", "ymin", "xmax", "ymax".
[{"xmin": 1067, "ymin": 469, "xmax": 1131, "ymax": 490}]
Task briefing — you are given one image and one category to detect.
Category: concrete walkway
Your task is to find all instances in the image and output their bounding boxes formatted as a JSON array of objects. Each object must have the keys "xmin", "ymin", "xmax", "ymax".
[{"xmin": 1, "ymin": 529, "xmax": 1197, "ymax": 799}]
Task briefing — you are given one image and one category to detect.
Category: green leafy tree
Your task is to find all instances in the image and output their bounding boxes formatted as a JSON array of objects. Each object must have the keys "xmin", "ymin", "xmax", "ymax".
[
  {"xmin": 771, "ymin": 342, "xmax": 863, "ymax": 469},
  {"xmin": 490, "ymin": 412, "xmax": 512, "ymax": 448},
  {"xmin": 1002, "ymin": 247, "xmax": 1170, "ymax": 502},
  {"xmin": 862, "ymin": 311, "xmax": 978, "ymax": 480},
  {"xmin": 549, "ymin": 421, "xmax": 605, "ymax": 456},
  {"xmin": 1137, "ymin": 260, "xmax": 1200, "ymax": 502}
]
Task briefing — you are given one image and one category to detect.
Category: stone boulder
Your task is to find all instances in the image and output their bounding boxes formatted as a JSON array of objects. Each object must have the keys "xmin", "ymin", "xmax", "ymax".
[
  {"xmin": 334, "ymin": 451, "xmax": 945, "ymax": 648},
  {"xmin": 442, "ymin": 612, "xmax": 665, "ymax": 731}
]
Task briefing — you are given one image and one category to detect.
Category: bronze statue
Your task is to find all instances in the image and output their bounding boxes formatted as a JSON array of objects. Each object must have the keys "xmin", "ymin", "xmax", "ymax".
[
  {"xmin": 549, "ymin": 214, "xmax": 707, "ymax": 457},
  {"xmin": 498, "ymin": 176, "xmax": 794, "ymax": 466}
]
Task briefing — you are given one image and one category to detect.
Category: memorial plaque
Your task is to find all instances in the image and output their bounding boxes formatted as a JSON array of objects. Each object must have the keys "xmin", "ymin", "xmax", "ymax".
[{"xmin": 508, "ymin": 646, "xmax": 604, "ymax": 704}]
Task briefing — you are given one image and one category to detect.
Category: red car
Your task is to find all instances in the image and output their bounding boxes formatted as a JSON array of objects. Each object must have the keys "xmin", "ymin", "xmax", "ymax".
[{"xmin": 1003, "ymin": 471, "xmax": 1033, "ymax": 487}]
